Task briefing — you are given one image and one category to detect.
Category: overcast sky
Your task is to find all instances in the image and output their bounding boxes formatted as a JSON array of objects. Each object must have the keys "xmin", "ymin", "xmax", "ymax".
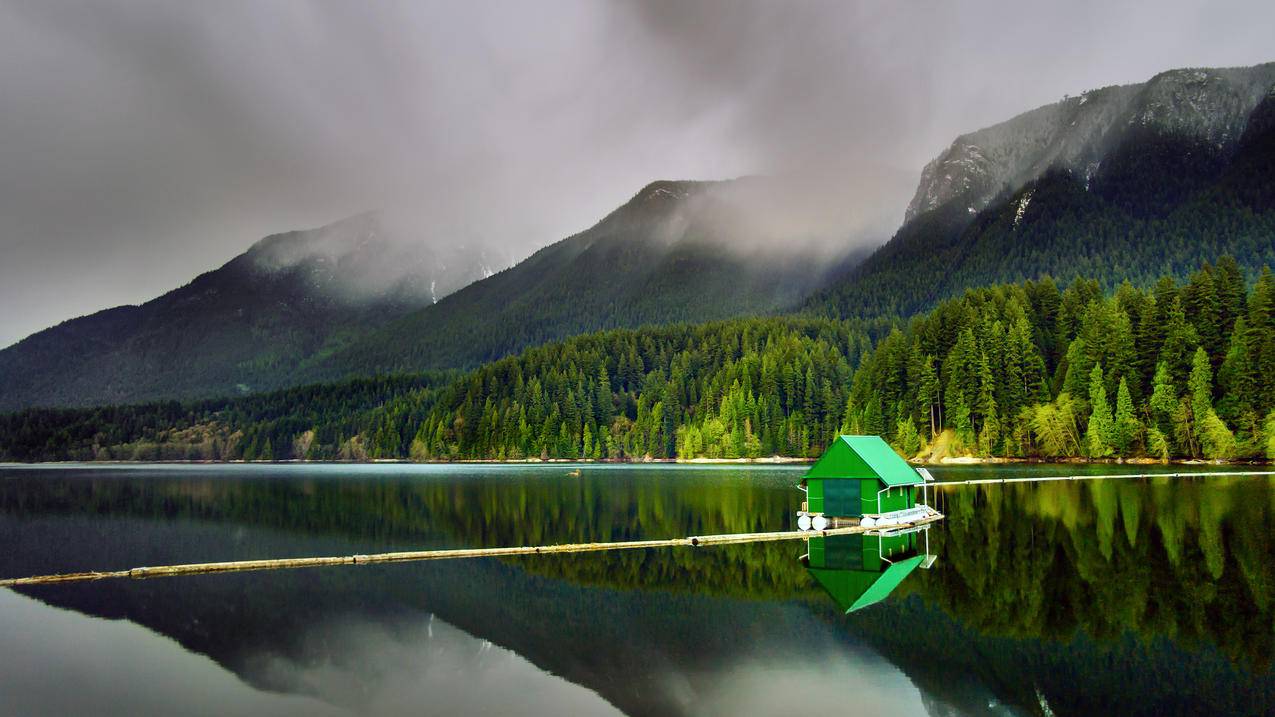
[{"xmin": 2, "ymin": 0, "xmax": 1274, "ymax": 347}]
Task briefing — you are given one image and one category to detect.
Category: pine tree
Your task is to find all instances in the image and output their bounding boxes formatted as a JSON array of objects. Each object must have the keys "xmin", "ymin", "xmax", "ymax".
[
  {"xmin": 1133, "ymin": 296, "xmax": 1162, "ymax": 392},
  {"xmin": 1189, "ymin": 347, "xmax": 1236, "ymax": 459},
  {"xmin": 975, "ymin": 350, "xmax": 997, "ymax": 441},
  {"xmin": 1217, "ymin": 316, "xmax": 1254, "ymax": 422},
  {"xmin": 916, "ymin": 355, "xmax": 940, "ymax": 440},
  {"xmin": 1189, "ymin": 347, "xmax": 1214, "ymax": 433},
  {"xmin": 894, "ymin": 415, "xmax": 921, "ymax": 457},
  {"xmin": 862, "ymin": 393, "xmax": 885, "ymax": 437},
  {"xmin": 951, "ymin": 396, "xmax": 974, "ymax": 452},
  {"xmin": 978, "ymin": 402, "xmax": 999, "ymax": 458},
  {"xmin": 1158, "ymin": 296, "xmax": 1199, "ymax": 389},
  {"xmin": 1113, "ymin": 377, "xmax": 1139, "ymax": 456},
  {"xmin": 1213, "ymin": 256, "xmax": 1247, "ymax": 336},
  {"xmin": 1266, "ymin": 411, "xmax": 1275, "ymax": 461},
  {"xmin": 1085, "ymin": 364, "xmax": 1114, "ymax": 458},
  {"xmin": 1148, "ymin": 361, "xmax": 1177, "ymax": 437},
  {"xmin": 1247, "ymin": 269, "xmax": 1275, "ymax": 412},
  {"xmin": 1183, "ymin": 263, "xmax": 1223, "ymax": 365}
]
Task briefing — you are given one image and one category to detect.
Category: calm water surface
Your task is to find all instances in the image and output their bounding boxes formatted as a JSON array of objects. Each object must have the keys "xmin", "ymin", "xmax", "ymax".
[{"xmin": 0, "ymin": 463, "xmax": 1271, "ymax": 716}]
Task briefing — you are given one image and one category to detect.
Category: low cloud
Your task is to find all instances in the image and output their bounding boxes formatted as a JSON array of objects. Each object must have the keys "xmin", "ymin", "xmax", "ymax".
[{"xmin": 2, "ymin": 1, "xmax": 1274, "ymax": 346}]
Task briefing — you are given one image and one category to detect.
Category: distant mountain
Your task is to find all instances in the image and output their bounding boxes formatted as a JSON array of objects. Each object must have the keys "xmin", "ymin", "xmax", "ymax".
[
  {"xmin": 304, "ymin": 178, "xmax": 865, "ymax": 378},
  {"xmin": 905, "ymin": 63, "xmax": 1275, "ymax": 222},
  {"xmin": 0, "ymin": 213, "xmax": 505, "ymax": 410},
  {"xmin": 812, "ymin": 62, "xmax": 1275, "ymax": 320},
  {"xmin": 0, "ymin": 176, "xmax": 865, "ymax": 410}
]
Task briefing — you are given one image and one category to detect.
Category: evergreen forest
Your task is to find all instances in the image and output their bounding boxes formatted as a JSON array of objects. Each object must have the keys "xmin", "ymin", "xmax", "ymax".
[{"xmin": 3, "ymin": 258, "xmax": 1272, "ymax": 463}]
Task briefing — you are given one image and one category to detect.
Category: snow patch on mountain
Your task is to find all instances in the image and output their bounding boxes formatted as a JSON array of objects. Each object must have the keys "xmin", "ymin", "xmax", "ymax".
[{"xmin": 905, "ymin": 62, "xmax": 1275, "ymax": 222}]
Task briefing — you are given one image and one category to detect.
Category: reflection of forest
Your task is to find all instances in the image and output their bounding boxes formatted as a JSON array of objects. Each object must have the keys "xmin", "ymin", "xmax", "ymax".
[
  {"xmin": 1, "ymin": 470, "xmax": 1272, "ymax": 715},
  {"xmin": 2, "ymin": 472, "xmax": 1272, "ymax": 658},
  {"xmin": 922, "ymin": 477, "xmax": 1273, "ymax": 669}
]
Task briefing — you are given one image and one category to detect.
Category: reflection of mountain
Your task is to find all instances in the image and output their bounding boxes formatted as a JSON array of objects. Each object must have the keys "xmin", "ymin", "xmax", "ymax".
[
  {"xmin": 1, "ymin": 467, "xmax": 1272, "ymax": 715},
  {"xmin": 2, "ymin": 517, "xmax": 948, "ymax": 717}
]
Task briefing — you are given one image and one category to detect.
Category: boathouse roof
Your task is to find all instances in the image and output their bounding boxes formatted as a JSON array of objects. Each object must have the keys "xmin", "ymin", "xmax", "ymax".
[{"xmin": 805, "ymin": 435, "xmax": 923, "ymax": 487}]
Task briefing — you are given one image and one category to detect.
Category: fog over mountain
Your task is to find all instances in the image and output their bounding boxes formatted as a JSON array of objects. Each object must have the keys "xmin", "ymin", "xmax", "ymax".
[{"xmin": 2, "ymin": 0, "xmax": 1274, "ymax": 347}]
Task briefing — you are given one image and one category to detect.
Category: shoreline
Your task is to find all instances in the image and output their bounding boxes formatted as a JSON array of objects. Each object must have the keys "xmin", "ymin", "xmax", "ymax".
[{"xmin": 2, "ymin": 456, "xmax": 1271, "ymax": 467}]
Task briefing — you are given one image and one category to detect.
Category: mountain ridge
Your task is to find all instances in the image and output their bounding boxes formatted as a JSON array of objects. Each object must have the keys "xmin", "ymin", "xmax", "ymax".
[
  {"xmin": 297, "ymin": 176, "xmax": 865, "ymax": 381},
  {"xmin": 815, "ymin": 61, "xmax": 1275, "ymax": 321},
  {"xmin": 0, "ymin": 213, "xmax": 505, "ymax": 410},
  {"xmin": 906, "ymin": 62, "xmax": 1275, "ymax": 222}
]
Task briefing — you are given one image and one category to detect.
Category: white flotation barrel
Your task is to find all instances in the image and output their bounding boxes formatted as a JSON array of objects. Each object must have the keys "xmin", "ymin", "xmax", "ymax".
[
  {"xmin": 811, "ymin": 515, "xmax": 828, "ymax": 531},
  {"xmin": 797, "ymin": 514, "xmax": 813, "ymax": 531}
]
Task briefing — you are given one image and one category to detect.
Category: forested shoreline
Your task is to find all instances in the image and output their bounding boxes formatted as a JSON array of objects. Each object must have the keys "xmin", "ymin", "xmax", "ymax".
[
  {"xmin": 0, "ymin": 374, "xmax": 451, "ymax": 462},
  {"xmin": 405, "ymin": 257, "xmax": 1274, "ymax": 462},
  {"xmin": 847, "ymin": 257, "xmax": 1275, "ymax": 461},
  {"xmin": 2, "ymin": 258, "xmax": 1273, "ymax": 463}
]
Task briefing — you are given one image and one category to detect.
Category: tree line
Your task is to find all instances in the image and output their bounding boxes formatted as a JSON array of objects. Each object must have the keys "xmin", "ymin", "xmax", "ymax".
[
  {"xmin": 0, "ymin": 373, "xmax": 449, "ymax": 462},
  {"xmin": 409, "ymin": 258, "xmax": 1273, "ymax": 461},
  {"xmin": 847, "ymin": 256, "xmax": 1275, "ymax": 460},
  {"xmin": 398, "ymin": 318, "xmax": 868, "ymax": 460},
  {"xmin": 2, "ymin": 258, "xmax": 1271, "ymax": 463}
]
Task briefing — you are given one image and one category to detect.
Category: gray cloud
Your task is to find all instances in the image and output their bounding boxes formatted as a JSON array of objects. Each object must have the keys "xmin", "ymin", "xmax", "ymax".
[{"xmin": 1, "ymin": 0, "xmax": 1273, "ymax": 347}]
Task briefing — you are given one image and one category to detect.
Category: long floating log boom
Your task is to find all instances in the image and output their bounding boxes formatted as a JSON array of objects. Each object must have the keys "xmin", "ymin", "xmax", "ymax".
[
  {"xmin": 0, "ymin": 511, "xmax": 944, "ymax": 588},
  {"xmin": 929, "ymin": 469, "xmax": 1275, "ymax": 487}
]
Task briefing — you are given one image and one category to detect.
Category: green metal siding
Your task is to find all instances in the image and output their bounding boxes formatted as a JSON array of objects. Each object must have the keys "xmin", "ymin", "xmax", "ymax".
[
  {"xmin": 860, "ymin": 478, "xmax": 877, "ymax": 515},
  {"xmin": 808, "ymin": 535, "xmax": 825, "ymax": 565},
  {"xmin": 861, "ymin": 483, "xmax": 917, "ymax": 514},
  {"xmin": 807, "ymin": 480, "xmax": 824, "ymax": 513},
  {"xmin": 878, "ymin": 485, "xmax": 915, "ymax": 513},
  {"xmin": 875, "ymin": 533, "xmax": 917, "ymax": 560}
]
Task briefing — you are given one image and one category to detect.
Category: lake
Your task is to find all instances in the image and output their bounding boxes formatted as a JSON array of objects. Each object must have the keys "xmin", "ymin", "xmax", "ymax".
[{"xmin": 0, "ymin": 463, "xmax": 1270, "ymax": 716}]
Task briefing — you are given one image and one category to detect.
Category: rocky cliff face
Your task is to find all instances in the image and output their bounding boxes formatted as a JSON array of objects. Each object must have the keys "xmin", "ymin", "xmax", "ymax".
[{"xmin": 905, "ymin": 63, "xmax": 1275, "ymax": 222}]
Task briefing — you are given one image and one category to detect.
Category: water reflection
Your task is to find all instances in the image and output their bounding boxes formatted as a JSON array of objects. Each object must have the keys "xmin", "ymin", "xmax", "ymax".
[
  {"xmin": 923, "ymin": 473, "xmax": 1274, "ymax": 670},
  {"xmin": 0, "ymin": 463, "xmax": 1271, "ymax": 716},
  {"xmin": 804, "ymin": 531, "xmax": 926, "ymax": 612},
  {"xmin": 0, "ymin": 589, "xmax": 342, "ymax": 717},
  {"xmin": 244, "ymin": 609, "xmax": 623, "ymax": 716}
]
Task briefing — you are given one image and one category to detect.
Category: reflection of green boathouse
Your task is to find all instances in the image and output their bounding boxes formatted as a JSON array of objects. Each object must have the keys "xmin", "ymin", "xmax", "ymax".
[
  {"xmin": 798, "ymin": 435, "xmax": 929, "ymax": 530},
  {"xmin": 804, "ymin": 533, "xmax": 925, "ymax": 612}
]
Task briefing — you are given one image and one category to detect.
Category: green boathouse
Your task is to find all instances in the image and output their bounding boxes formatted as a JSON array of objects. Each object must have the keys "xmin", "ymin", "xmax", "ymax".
[{"xmin": 803, "ymin": 435, "xmax": 924, "ymax": 518}]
